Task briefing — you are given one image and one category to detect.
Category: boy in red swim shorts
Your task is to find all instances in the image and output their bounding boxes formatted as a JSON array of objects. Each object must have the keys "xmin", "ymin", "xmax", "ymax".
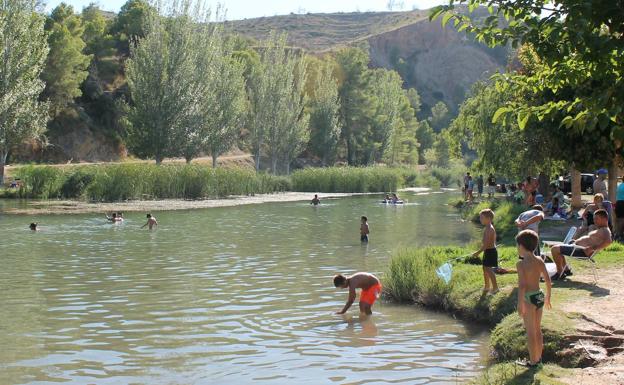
[{"xmin": 333, "ymin": 272, "xmax": 382, "ymax": 316}]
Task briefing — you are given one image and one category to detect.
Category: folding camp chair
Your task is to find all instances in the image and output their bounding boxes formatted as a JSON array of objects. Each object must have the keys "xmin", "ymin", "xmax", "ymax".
[
  {"xmin": 542, "ymin": 226, "xmax": 577, "ymax": 250},
  {"xmin": 563, "ymin": 245, "xmax": 598, "ymax": 284}
]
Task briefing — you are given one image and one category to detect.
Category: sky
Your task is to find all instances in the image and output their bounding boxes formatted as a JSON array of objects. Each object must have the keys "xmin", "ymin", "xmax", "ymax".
[{"xmin": 44, "ymin": 0, "xmax": 447, "ymax": 20}]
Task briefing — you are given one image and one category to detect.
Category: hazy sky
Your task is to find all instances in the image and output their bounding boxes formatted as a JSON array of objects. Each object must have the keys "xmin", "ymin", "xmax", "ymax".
[{"xmin": 45, "ymin": 0, "xmax": 447, "ymax": 20}]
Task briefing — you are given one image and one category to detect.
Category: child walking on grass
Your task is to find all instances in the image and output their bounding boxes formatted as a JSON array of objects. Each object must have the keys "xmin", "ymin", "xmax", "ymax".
[
  {"xmin": 516, "ymin": 229, "xmax": 552, "ymax": 367},
  {"xmin": 472, "ymin": 209, "xmax": 498, "ymax": 294}
]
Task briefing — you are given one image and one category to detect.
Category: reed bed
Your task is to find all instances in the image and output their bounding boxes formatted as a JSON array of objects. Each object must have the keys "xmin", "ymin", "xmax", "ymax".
[{"xmin": 12, "ymin": 164, "xmax": 290, "ymax": 201}]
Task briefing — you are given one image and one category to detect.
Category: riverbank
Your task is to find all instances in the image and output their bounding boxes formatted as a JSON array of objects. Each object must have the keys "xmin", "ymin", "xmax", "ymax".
[
  {"xmin": 383, "ymin": 200, "xmax": 624, "ymax": 384},
  {"xmin": 0, "ymin": 191, "xmax": 389, "ymax": 215}
]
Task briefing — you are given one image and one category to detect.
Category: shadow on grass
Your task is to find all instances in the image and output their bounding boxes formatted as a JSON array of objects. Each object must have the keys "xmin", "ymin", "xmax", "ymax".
[{"xmin": 555, "ymin": 279, "xmax": 610, "ymax": 297}]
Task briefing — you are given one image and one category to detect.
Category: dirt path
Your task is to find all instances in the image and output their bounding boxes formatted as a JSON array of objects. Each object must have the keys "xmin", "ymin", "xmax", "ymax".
[
  {"xmin": 1, "ymin": 192, "xmax": 369, "ymax": 215},
  {"xmin": 559, "ymin": 268, "xmax": 624, "ymax": 384}
]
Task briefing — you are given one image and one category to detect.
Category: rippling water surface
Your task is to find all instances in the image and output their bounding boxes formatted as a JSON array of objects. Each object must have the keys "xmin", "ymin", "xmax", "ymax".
[{"xmin": 0, "ymin": 192, "xmax": 486, "ymax": 385}]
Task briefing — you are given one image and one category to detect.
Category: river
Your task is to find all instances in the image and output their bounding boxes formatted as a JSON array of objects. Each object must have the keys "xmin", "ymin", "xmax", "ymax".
[{"xmin": 0, "ymin": 191, "xmax": 486, "ymax": 385}]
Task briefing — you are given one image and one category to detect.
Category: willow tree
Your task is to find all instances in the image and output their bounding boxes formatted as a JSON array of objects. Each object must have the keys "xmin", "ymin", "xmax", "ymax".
[
  {"xmin": 125, "ymin": 1, "xmax": 200, "ymax": 163},
  {"xmin": 248, "ymin": 33, "xmax": 309, "ymax": 174},
  {"xmin": 309, "ymin": 60, "xmax": 341, "ymax": 166},
  {"xmin": 0, "ymin": 0, "xmax": 49, "ymax": 185}
]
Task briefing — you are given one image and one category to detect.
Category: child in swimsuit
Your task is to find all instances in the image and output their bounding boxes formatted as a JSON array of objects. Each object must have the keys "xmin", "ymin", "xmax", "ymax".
[
  {"xmin": 360, "ymin": 216, "xmax": 369, "ymax": 243},
  {"xmin": 472, "ymin": 209, "xmax": 498, "ymax": 294},
  {"xmin": 516, "ymin": 230, "xmax": 552, "ymax": 367},
  {"xmin": 333, "ymin": 272, "xmax": 382, "ymax": 316}
]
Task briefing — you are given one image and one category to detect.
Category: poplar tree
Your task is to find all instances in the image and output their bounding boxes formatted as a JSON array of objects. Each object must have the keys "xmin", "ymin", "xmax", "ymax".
[
  {"xmin": 248, "ymin": 33, "xmax": 309, "ymax": 174},
  {"xmin": 309, "ymin": 60, "xmax": 341, "ymax": 166},
  {"xmin": 0, "ymin": 0, "xmax": 49, "ymax": 184},
  {"xmin": 125, "ymin": 1, "xmax": 198, "ymax": 163}
]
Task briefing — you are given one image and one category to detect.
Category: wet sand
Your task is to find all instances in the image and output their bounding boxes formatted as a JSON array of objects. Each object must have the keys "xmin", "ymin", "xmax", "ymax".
[{"xmin": 1, "ymin": 192, "xmax": 371, "ymax": 215}]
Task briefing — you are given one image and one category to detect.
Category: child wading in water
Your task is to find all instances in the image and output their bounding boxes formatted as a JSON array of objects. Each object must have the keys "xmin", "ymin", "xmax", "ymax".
[
  {"xmin": 141, "ymin": 214, "xmax": 158, "ymax": 230},
  {"xmin": 360, "ymin": 216, "xmax": 369, "ymax": 243},
  {"xmin": 333, "ymin": 272, "xmax": 382, "ymax": 316},
  {"xmin": 516, "ymin": 229, "xmax": 552, "ymax": 367},
  {"xmin": 472, "ymin": 209, "xmax": 499, "ymax": 294}
]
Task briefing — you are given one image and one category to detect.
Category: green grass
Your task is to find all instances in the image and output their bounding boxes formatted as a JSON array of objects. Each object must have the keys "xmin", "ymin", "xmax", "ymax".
[
  {"xmin": 473, "ymin": 362, "xmax": 571, "ymax": 385},
  {"xmin": 460, "ymin": 199, "xmax": 527, "ymax": 243},
  {"xmin": 383, "ymin": 245, "xmax": 584, "ymax": 366},
  {"xmin": 11, "ymin": 164, "xmax": 291, "ymax": 201}
]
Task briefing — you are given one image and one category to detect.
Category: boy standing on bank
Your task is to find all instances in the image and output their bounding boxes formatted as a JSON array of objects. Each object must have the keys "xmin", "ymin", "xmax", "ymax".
[
  {"xmin": 516, "ymin": 229, "xmax": 552, "ymax": 367},
  {"xmin": 472, "ymin": 209, "xmax": 499, "ymax": 294}
]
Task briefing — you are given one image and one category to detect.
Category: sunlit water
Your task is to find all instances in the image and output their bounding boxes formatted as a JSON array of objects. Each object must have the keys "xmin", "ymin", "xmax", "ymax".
[{"xmin": 0, "ymin": 192, "xmax": 486, "ymax": 385}]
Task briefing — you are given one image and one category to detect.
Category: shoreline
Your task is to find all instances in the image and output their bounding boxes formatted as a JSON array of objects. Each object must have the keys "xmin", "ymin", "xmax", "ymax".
[{"xmin": 0, "ymin": 190, "xmax": 432, "ymax": 215}]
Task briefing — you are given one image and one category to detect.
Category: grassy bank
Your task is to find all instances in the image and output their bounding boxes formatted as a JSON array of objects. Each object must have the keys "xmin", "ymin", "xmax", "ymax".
[
  {"xmin": 2, "ymin": 164, "xmax": 463, "ymax": 200},
  {"xmin": 4, "ymin": 164, "xmax": 291, "ymax": 201},
  {"xmin": 455, "ymin": 199, "xmax": 528, "ymax": 242},
  {"xmin": 384, "ymin": 243, "xmax": 624, "ymax": 370}
]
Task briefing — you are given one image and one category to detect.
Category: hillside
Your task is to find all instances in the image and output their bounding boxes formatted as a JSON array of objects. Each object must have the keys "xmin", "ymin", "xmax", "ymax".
[{"xmin": 228, "ymin": 9, "xmax": 509, "ymax": 116}]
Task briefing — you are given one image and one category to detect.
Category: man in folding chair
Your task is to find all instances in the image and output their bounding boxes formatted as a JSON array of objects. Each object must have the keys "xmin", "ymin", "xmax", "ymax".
[{"xmin": 550, "ymin": 209, "xmax": 612, "ymax": 280}]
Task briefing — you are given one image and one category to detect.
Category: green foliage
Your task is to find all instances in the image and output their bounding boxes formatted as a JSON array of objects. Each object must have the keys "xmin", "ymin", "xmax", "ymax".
[
  {"xmin": 308, "ymin": 59, "xmax": 341, "ymax": 166},
  {"xmin": 14, "ymin": 164, "xmax": 290, "ymax": 200},
  {"xmin": 433, "ymin": 0, "xmax": 624, "ymax": 169},
  {"xmin": 428, "ymin": 100, "xmax": 449, "ymax": 132},
  {"xmin": 473, "ymin": 362, "xmax": 570, "ymax": 385},
  {"xmin": 423, "ymin": 130, "xmax": 452, "ymax": 168},
  {"xmin": 81, "ymin": 3, "xmax": 115, "ymax": 57},
  {"xmin": 248, "ymin": 32, "xmax": 309, "ymax": 174},
  {"xmin": 125, "ymin": 1, "xmax": 205, "ymax": 163},
  {"xmin": 0, "ymin": 0, "xmax": 50, "ymax": 184},
  {"xmin": 112, "ymin": 0, "xmax": 155, "ymax": 50},
  {"xmin": 415, "ymin": 120, "xmax": 434, "ymax": 164},
  {"xmin": 291, "ymin": 166, "xmax": 402, "ymax": 193},
  {"xmin": 449, "ymin": 81, "xmax": 564, "ymax": 180},
  {"xmin": 42, "ymin": 3, "xmax": 91, "ymax": 114}
]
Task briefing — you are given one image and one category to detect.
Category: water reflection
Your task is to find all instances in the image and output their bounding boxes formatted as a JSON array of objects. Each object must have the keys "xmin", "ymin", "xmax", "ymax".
[{"xmin": 0, "ymin": 193, "xmax": 485, "ymax": 385}]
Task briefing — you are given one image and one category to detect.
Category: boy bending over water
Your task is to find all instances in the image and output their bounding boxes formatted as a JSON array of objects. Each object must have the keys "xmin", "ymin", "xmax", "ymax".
[
  {"xmin": 472, "ymin": 209, "xmax": 498, "ymax": 294},
  {"xmin": 516, "ymin": 230, "xmax": 552, "ymax": 367},
  {"xmin": 334, "ymin": 272, "xmax": 381, "ymax": 316}
]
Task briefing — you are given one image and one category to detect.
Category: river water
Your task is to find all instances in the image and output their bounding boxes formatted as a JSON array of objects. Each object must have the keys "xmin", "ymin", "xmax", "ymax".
[{"xmin": 0, "ymin": 191, "xmax": 486, "ymax": 385}]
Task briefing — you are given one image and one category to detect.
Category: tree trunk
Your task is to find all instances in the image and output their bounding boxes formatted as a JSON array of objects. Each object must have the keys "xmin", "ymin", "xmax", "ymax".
[
  {"xmin": 0, "ymin": 150, "xmax": 6, "ymax": 186},
  {"xmin": 286, "ymin": 162, "xmax": 290, "ymax": 175},
  {"xmin": 571, "ymin": 166, "xmax": 582, "ymax": 209},
  {"xmin": 155, "ymin": 154, "xmax": 163, "ymax": 165},
  {"xmin": 212, "ymin": 154, "xmax": 218, "ymax": 168},
  {"xmin": 185, "ymin": 156, "xmax": 192, "ymax": 164},
  {"xmin": 271, "ymin": 156, "xmax": 278, "ymax": 175},
  {"xmin": 608, "ymin": 158, "xmax": 618, "ymax": 203},
  {"xmin": 254, "ymin": 149, "xmax": 261, "ymax": 171}
]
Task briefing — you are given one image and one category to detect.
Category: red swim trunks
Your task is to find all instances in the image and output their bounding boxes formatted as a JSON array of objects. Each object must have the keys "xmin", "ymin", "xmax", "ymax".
[{"xmin": 360, "ymin": 283, "xmax": 382, "ymax": 305}]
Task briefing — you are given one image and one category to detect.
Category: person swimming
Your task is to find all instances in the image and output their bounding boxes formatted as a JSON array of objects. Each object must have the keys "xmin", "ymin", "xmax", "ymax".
[
  {"xmin": 311, "ymin": 194, "xmax": 320, "ymax": 206},
  {"xmin": 29, "ymin": 223, "xmax": 38, "ymax": 231}
]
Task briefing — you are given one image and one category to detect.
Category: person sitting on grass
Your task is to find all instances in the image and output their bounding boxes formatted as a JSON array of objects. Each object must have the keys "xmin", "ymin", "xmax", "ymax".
[
  {"xmin": 333, "ymin": 272, "xmax": 382, "ymax": 317},
  {"xmin": 551, "ymin": 209, "xmax": 612, "ymax": 280},
  {"xmin": 472, "ymin": 209, "xmax": 498, "ymax": 295},
  {"xmin": 516, "ymin": 229, "xmax": 552, "ymax": 367}
]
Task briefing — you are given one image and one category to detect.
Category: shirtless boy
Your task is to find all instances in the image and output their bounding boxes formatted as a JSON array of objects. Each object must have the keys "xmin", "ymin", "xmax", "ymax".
[
  {"xmin": 141, "ymin": 213, "xmax": 158, "ymax": 230},
  {"xmin": 516, "ymin": 230, "xmax": 552, "ymax": 367},
  {"xmin": 311, "ymin": 194, "xmax": 320, "ymax": 206},
  {"xmin": 360, "ymin": 216, "xmax": 369, "ymax": 243},
  {"xmin": 333, "ymin": 272, "xmax": 382, "ymax": 316},
  {"xmin": 551, "ymin": 209, "xmax": 611, "ymax": 279},
  {"xmin": 472, "ymin": 209, "xmax": 498, "ymax": 294}
]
